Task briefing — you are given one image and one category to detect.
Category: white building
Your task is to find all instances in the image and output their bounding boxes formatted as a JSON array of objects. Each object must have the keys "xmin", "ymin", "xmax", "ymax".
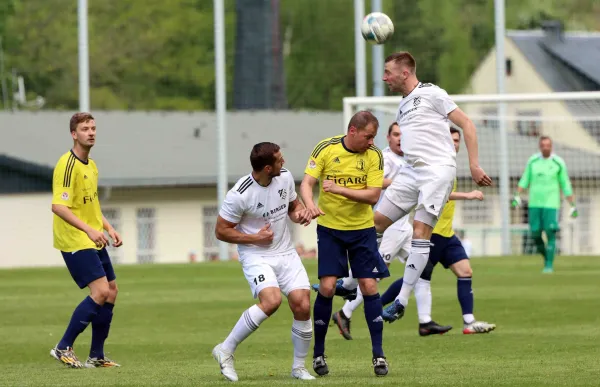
[{"xmin": 2, "ymin": 106, "xmax": 600, "ymax": 268}]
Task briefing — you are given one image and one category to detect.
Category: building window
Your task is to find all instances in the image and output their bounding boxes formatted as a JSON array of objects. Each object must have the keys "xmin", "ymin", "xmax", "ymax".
[
  {"xmin": 203, "ymin": 206, "xmax": 220, "ymax": 261},
  {"xmin": 516, "ymin": 110, "xmax": 542, "ymax": 137},
  {"xmin": 480, "ymin": 107, "xmax": 498, "ymax": 129},
  {"xmin": 506, "ymin": 58, "xmax": 512, "ymax": 76},
  {"xmin": 103, "ymin": 208, "xmax": 122, "ymax": 264},
  {"xmin": 461, "ymin": 199, "xmax": 493, "ymax": 225},
  {"xmin": 137, "ymin": 208, "xmax": 156, "ymax": 263},
  {"xmin": 203, "ymin": 205, "xmax": 236, "ymax": 261}
]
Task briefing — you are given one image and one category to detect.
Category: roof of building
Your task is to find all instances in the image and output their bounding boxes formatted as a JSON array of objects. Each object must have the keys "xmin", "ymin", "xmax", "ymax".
[
  {"xmin": 0, "ymin": 154, "xmax": 53, "ymax": 193},
  {"xmin": 508, "ymin": 29, "xmax": 600, "ymax": 92},
  {"xmin": 2, "ymin": 111, "xmax": 600, "ymax": 188}
]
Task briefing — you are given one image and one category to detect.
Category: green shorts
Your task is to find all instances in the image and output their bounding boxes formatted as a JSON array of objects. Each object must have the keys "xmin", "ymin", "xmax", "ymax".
[{"xmin": 528, "ymin": 207, "xmax": 559, "ymax": 233}]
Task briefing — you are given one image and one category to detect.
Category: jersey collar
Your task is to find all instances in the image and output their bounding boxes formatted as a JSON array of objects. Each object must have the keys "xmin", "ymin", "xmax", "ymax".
[
  {"xmin": 341, "ymin": 136, "xmax": 358, "ymax": 154},
  {"xmin": 70, "ymin": 149, "xmax": 89, "ymax": 165},
  {"xmin": 403, "ymin": 82, "xmax": 421, "ymax": 98}
]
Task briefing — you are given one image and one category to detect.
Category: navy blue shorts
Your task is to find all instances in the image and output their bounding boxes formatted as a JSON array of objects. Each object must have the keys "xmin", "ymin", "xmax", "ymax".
[
  {"xmin": 430, "ymin": 234, "xmax": 468, "ymax": 269},
  {"xmin": 317, "ymin": 225, "xmax": 390, "ymax": 280},
  {"xmin": 61, "ymin": 248, "xmax": 116, "ymax": 289}
]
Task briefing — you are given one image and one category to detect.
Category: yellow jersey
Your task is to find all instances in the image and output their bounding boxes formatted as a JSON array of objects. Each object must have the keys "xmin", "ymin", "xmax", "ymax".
[
  {"xmin": 52, "ymin": 151, "xmax": 103, "ymax": 252},
  {"xmin": 304, "ymin": 135, "xmax": 384, "ymax": 230},
  {"xmin": 432, "ymin": 179, "xmax": 457, "ymax": 237}
]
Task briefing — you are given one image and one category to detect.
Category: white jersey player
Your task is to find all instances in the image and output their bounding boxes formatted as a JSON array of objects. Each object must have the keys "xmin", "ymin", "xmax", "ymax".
[
  {"xmin": 375, "ymin": 51, "xmax": 492, "ymax": 321},
  {"xmin": 212, "ymin": 142, "xmax": 315, "ymax": 382}
]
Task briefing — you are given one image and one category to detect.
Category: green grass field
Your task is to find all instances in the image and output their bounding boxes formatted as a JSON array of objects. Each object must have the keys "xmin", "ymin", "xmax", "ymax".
[{"xmin": 1, "ymin": 256, "xmax": 600, "ymax": 386}]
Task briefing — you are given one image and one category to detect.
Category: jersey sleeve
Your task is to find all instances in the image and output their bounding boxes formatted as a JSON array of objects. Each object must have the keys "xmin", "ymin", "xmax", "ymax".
[
  {"xmin": 219, "ymin": 190, "xmax": 245, "ymax": 224},
  {"xmin": 52, "ymin": 157, "xmax": 76, "ymax": 207},
  {"xmin": 304, "ymin": 140, "xmax": 327, "ymax": 179},
  {"xmin": 557, "ymin": 158, "xmax": 573, "ymax": 196},
  {"xmin": 287, "ymin": 172, "xmax": 298, "ymax": 202},
  {"xmin": 432, "ymin": 88, "xmax": 458, "ymax": 117},
  {"xmin": 367, "ymin": 147, "xmax": 384, "ymax": 188},
  {"xmin": 517, "ymin": 157, "xmax": 534, "ymax": 189}
]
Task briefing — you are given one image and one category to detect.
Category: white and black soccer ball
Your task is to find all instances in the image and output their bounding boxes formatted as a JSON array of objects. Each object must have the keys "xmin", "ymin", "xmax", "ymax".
[{"xmin": 361, "ymin": 12, "xmax": 394, "ymax": 45}]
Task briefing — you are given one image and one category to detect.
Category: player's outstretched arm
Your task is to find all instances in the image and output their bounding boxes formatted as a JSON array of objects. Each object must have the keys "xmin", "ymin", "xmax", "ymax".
[
  {"xmin": 52, "ymin": 204, "xmax": 108, "ymax": 247},
  {"xmin": 300, "ymin": 174, "xmax": 325, "ymax": 219},
  {"xmin": 449, "ymin": 190, "xmax": 484, "ymax": 201},
  {"xmin": 322, "ymin": 180, "xmax": 381, "ymax": 205},
  {"xmin": 448, "ymin": 108, "xmax": 492, "ymax": 187},
  {"xmin": 215, "ymin": 216, "xmax": 273, "ymax": 246}
]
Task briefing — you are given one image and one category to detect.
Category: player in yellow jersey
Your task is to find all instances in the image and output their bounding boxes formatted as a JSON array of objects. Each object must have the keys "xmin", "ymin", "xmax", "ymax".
[
  {"xmin": 300, "ymin": 111, "xmax": 389, "ymax": 377},
  {"xmin": 381, "ymin": 127, "xmax": 496, "ymax": 334},
  {"xmin": 49, "ymin": 113, "xmax": 123, "ymax": 369}
]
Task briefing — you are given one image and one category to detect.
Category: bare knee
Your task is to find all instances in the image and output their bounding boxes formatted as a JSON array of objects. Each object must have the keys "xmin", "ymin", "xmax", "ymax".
[
  {"xmin": 289, "ymin": 293, "xmax": 311, "ymax": 320},
  {"xmin": 358, "ymin": 278, "xmax": 378, "ymax": 296},
  {"xmin": 107, "ymin": 282, "xmax": 119, "ymax": 304},
  {"xmin": 451, "ymin": 260, "xmax": 472, "ymax": 278},
  {"xmin": 258, "ymin": 289, "xmax": 282, "ymax": 316},
  {"xmin": 374, "ymin": 212, "xmax": 394, "ymax": 233},
  {"xmin": 412, "ymin": 220, "xmax": 433, "ymax": 240},
  {"xmin": 89, "ymin": 281, "xmax": 110, "ymax": 305},
  {"xmin": 319, "ymin": 276, "xmax": 337, "ymax": 298}
]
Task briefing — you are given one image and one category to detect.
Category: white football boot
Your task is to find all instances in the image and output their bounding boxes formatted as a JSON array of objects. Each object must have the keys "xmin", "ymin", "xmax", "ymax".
[{"xmin": 212, "ymin": 344, "xmax": 238, "ymax": 382}]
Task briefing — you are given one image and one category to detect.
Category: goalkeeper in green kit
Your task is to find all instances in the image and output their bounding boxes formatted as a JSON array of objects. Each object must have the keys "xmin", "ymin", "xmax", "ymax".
[{"xmin": 512, "ymin": 136, "xmax": 578, "ymax": 273}]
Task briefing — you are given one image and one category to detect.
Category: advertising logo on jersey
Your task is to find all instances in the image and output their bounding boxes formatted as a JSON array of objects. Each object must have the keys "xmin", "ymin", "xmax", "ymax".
[
  {"xmin": 413, "ymin": 96, "xmax": 421, "ymax": 106},
  {"xmin": 309, "ymin": 159, "xmax": 317, "ymax": 169},
  {"xmin": 83, "ymin": 191, "xmax": 98, "ymax": 204}
]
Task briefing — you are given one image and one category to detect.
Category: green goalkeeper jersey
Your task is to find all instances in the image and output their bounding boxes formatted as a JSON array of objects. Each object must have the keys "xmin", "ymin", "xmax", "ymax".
[{"xmin": 518, "ymin": 153, "xmax": 573, "ymax": 209}]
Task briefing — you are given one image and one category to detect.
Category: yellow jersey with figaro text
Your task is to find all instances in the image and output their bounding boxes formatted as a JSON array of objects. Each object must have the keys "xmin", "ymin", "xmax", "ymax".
[
  {"xmin": 432, "ymin": 179, "xmax": 457, "ymax": 237},
  {"xmin": 52, "ymin": 151, "xmax": 103, "ymax": 252},
  {"xmin": 304, "ymin": 135, "xmax": 384, "ymax": 230}
]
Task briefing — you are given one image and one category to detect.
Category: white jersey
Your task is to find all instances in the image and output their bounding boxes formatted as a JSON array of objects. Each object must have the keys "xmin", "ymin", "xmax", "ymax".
[
  {"xmin": 395, "ymin": 82, "xmax": 457, "ymax": 167},
  {"xmin": 219, "ymin": 169, "xmax": 297, "ymax": 256},
  {"xmin": 379, "ymin": 147, "xmax": 410, "ymax": 230}
]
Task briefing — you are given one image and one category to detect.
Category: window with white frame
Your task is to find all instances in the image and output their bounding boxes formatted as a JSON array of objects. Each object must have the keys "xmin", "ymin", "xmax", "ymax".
[
  {"xmin": 136, "ymin": 208, "xmax": 156, "ymax": 263},
  {"xmin": 516, "ymin": 110, "xmax": 542, "ymax": 137},
  {"xmin": 203, "ymin": 205, "xmax": 237, "ymax": 260},
  {"xmin": 103, "ymin": 208, "xmax": 122, "ymax": 264}
]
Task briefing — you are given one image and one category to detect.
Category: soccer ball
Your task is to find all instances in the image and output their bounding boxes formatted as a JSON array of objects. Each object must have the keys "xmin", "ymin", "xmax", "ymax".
[{"xmin": 361, "ymin": 12, "xmax": 394, "ymax": 44}]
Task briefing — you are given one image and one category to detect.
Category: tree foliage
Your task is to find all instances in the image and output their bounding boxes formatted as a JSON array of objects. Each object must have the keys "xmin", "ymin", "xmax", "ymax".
[{"xmin": 0, "ymin": 0, "xmax": 598, "ymax": 111}]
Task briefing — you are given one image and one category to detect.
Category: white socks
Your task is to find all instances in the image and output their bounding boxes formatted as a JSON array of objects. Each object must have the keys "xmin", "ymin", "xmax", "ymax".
[
  {"xmin": 222, "ymin": 304, "xmax": 268, "ymax": 353},
  {"xmin": 342, "ymin": 286, "xmax": 364, "ymax": 318},
  {"xmin": 291, "ymin": 319, "xmax": 312, "ymax": 369},
  {"xmin": 397, "ymin": 240, "xmax": 430, "ymax": 306},
  {"xmin": 342, "ymin": 269, "xmax": 359, "ymax": 290},
  {"xmin": 415, "ymin": 278, "xmax": 432, "ymax": 324}
]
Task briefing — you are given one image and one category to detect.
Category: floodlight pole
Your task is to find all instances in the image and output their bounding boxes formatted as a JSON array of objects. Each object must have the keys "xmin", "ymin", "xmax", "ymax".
[
  {"xmin": 371, "ymin": 0, "xmax": 386, "ymax": 149},
  {"xmin": 77, "ymin": 0, "xmax": 90, "ymax": 112},
  {"xmin": 214, "ymin": 0, "xmax": 229, "ymax": 261},
  {"xmin": 354, "ymin": 0, "xmax": 367, "ymax": 102},
  {"xmin": 495, "ymin": 0, "xmax": 510, "ymax": 255}
]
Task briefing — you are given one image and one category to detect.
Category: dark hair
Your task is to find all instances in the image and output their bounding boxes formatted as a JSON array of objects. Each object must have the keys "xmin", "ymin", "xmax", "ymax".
[
  {"xmin": 539, "ymin": 135, "xmax": 552, "ymax": 143},
  {"xmin": 70, "ymin": 112, "xmax": 94, "ymax": 132},
  {"xmin": 384, "ymin": 51, "xmax": 416, "ymax": 73},
  {"xmin": 348, "ymin": 110, "xmax": 379, "ymax": 131},
  {"xmin": 450, "ymin": 127, "xmax": 461, "ymax": 139},
  {"xmin": 388, "ymin": 122, "xmax": 399, "ymax": 135},
  {"xmin": 250, "ymin": 142, "xmax": 281, "ymax": 171}
]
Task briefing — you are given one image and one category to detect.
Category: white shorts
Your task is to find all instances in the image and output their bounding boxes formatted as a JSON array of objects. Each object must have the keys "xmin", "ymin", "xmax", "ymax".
[
  {"xmin": 239, "ymin": 250, "xmax": 310, "ymax": 299},
  {"xmin": 379, "ymin": 220, "xmax": 412, "ymax": 264},
  {"xmin": 384, "ymin": 164, "xmax": 455, "ymax": 221}
]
